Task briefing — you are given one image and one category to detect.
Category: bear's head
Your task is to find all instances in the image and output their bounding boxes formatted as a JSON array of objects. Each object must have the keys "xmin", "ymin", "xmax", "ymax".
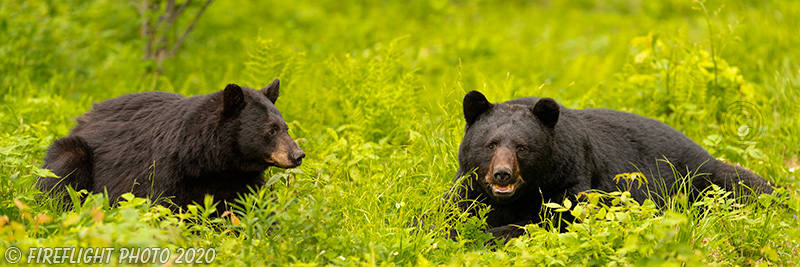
[
  {"xmin": 459, "ymin": 90, "xmax": 560, "ymax": 204},
  {"xmin": 220, "ymin": 79, "xmax": 305, "ymax": 171}
]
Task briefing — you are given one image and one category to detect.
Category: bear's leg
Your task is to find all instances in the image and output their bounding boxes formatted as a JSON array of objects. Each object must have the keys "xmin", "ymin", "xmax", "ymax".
[
  {"xmin": 696, "ymin": 160, "xmax": 774, "ymax": 198},
  {"xmin": 486, "ymin": 223, "xmax": 528, "ymax": 241},
  {"xmin": 39, "ymin": 136, "xmax": 94, "ymax": 203}
]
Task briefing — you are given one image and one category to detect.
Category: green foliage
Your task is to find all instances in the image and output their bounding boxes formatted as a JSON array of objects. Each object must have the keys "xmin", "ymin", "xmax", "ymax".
[
  {"xmin": 2, "ymin": 0, "xmax": 800, "ymax": 265},
  {"xmin": 522, "ymin": 192, "xmax": 705, "ymax": 266},
  {"xmin": 0, "ymin": 129, "xmax": 54, "ymax": 218},
  {"xmin": 522, "ymin": 174, "xmax": 799, "ymax": 266}
]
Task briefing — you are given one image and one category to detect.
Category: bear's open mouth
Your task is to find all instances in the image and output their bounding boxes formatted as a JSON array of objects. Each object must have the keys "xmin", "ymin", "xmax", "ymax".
[{"xmin": 491, "ymin": 183, "xmax": 515, "ymax": 194}]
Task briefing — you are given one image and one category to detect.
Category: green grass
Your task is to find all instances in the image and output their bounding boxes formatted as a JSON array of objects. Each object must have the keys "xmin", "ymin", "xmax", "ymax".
[{"xmin": 2, "ymin": 0, "xmax": 799, "ymax": 265}]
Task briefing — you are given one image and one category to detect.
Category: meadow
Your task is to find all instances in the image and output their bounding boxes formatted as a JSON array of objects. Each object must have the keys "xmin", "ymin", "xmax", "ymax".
[{"xmin": 1, "ymin": 0, "xmax": 799, "ymax": 265}]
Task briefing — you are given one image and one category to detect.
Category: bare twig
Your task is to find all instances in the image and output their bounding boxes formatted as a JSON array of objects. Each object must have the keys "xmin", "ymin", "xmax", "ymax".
[
  {"xmin": 165, "ymin": 0, "xmax": 175, "ymax": 15},
  {"xmin": 140, "ymin": 0, "xmax": 160, "ymax": 60},
  {"xmin": 169, "ymin": 0, "xmax": 192, "ymax": 24},
  {"xmin": 133, "ymin": 0, "xmax": 213, "ymax": 72},
  {"xmin": 170, "ymin": 0, "xmax": 213, "ymax": 57}
]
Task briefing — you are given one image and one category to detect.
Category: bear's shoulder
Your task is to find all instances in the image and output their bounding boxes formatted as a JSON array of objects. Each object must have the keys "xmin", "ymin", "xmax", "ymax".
[{"xmin": 573, "ymin": 108, "xmax": 674, "ymax": 132}]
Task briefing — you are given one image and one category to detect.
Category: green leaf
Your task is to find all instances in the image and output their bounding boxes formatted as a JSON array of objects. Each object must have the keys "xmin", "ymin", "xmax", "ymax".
[
  {"xmin": 570, "ymin": 205, "xmax": 584, "ymax": 221},
  {"xmin": 31, "ymin": 167, "xmax": 58, "ymax": 178},
  {"xmin": 763, "ymin": 245, "xmax": 780, "ymax": 262},
  {"xmin": 737, "ymin": 125, "xmax": 750, "ymax": 138},
  {"xmin": 748, "ymin": 147, "xmax": 765, "ymax": 159},
  {"xmin": 265, "ymin": 173, "xmax": 285, "ymax": 187},
  {"xmin": 596, "ymin": 208, "xmax": 607, "ymax": 220},
  {"xmin": 543, "ymin": 203, "xmax": 563, "ymax": 209},
  {"xmin": 121, "ymin": 193, "xmax": 135, "ymax": 202},
  {"xmin": 726, "ymin": 146, "xmax": 745, "ymax": 155}
]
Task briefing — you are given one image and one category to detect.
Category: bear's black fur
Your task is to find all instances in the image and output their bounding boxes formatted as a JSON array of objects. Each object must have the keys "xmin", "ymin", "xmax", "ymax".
[
  {"xmin": 39, "ymin": 79, "xmax": 305, "ymax": 210},
  {"xmin": 452, "ymin": 90, "xmax": 775, "ymax": 240}
]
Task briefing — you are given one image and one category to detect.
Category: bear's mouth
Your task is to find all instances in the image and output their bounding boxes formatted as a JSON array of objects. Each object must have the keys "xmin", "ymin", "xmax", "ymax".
[
  {"xmin": 265, "ymin": 156, "xmax": 300, "ymax": 169},
  {"xmin": 487, "ymin": 177, "xmax": 524, "ymax": 200},
  {"xmin": 491, "ymin": 183, "xmax": 515, "ymax": 194},
  {"xmin": 483, "ymin": 161, "xmax": 524, "ymax": 201}
]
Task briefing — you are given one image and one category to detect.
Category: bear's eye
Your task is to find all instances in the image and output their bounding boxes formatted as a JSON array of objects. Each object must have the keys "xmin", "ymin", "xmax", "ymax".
[
  {"xmin": 267, "ymin": 124, "xmax": 281, "ymax": 136},
  {"xmin": 487, "ymin": 143, "xmax": 496, "ymax": 150},
  {"xmin": 517, "ymin": 146, "xmax": 527, "ymax": 153},
  {"xmin": 267, "ymin": 124, "xmax": 278, "ymax": 136}
]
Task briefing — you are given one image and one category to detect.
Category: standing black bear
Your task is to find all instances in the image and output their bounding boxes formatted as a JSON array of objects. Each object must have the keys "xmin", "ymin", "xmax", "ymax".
[
  {"xmin": 452, "ymin": 90, "xmax": 775, "ymax": 240},
  {"xmin": 38, "ymin": 79, "xmax": 305, "ymax": 209}
]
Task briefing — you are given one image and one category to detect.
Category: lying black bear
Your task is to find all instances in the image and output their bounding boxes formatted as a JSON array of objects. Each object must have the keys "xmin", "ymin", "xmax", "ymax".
[
  {"xmin": 452, "ymin": 91, "xmax": 775, "ymax": 240},
  {"xmin": 39, "ymin": 79, "xmax": 305, "ymax": 210}
]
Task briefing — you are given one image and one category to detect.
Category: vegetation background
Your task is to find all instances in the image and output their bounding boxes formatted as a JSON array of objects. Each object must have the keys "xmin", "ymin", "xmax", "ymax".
[{"xmin": 2, "ymin": 0, "xmax": 799, "ymax": 265}]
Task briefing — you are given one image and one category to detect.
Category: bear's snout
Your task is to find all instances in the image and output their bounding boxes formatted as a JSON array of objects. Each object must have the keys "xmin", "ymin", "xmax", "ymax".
[
  {"xmin": 487, "ymin": 147, "xmax": 519, "ymax": 183},
  {"xmin": 493, "ymin": 167, "xmax": 512, "ymax": 183},
  {"xmin": 268, "ymin": 133, "xmax": 305, "ymax": 169},
  {"xmin": 485, "ymin": 147, "xmax": 524, "ymax": 200},
  {"xmin": 290, "ymin": 150, "xmax": 306, "ymax": 166}
]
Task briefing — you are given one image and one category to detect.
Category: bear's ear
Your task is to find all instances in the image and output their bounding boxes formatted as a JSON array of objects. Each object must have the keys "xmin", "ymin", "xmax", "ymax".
[
  {"xmin": 260, "ymin": 78, "xmax": 280, "ymax": 104},
  {"xmin": 222, "ymin": 83, "xmax": 246, "ymax": 118},
  {"xmin": 531, "ymin": 98, "xmax": 560, "ymax": 128},
  {"xmin": 463, "ymin": 90, "xmax": 493, "ymax": 126}
]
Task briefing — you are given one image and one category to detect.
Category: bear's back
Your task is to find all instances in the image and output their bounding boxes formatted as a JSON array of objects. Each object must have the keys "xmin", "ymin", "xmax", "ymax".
[
  {"xmin": 75, "ymin": 92, "xmax": 186, "ymax": 128},
  {"xmin": 571, "ymin": 108, "xmax": 716, "ymax": 197},
  {"xmin": 575, "ymin": 108, "xmax": 693, "ymax": 145},
  {"xmin": 70, "ymin": 91, "xmax": 194, "ymax": 173}
]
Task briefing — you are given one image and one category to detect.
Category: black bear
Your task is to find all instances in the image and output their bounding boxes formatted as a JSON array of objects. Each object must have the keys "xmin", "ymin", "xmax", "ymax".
[
  {"xmin": 451, "ymin": 90, "xmax": 775, "ymax": 240},
  {"xmin": 38, "ymin": 79, "xmax": 305, "ymax": 210}
]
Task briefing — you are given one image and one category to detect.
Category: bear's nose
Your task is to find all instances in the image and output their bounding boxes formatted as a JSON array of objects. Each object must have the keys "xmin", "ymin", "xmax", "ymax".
[
  {"xmin": 493, "ymin": 167, "xmax": 512, "ymax": 183},
  {"xmin": 291, "ymin": 151, "xmax": 306, "ymax": 165}
]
